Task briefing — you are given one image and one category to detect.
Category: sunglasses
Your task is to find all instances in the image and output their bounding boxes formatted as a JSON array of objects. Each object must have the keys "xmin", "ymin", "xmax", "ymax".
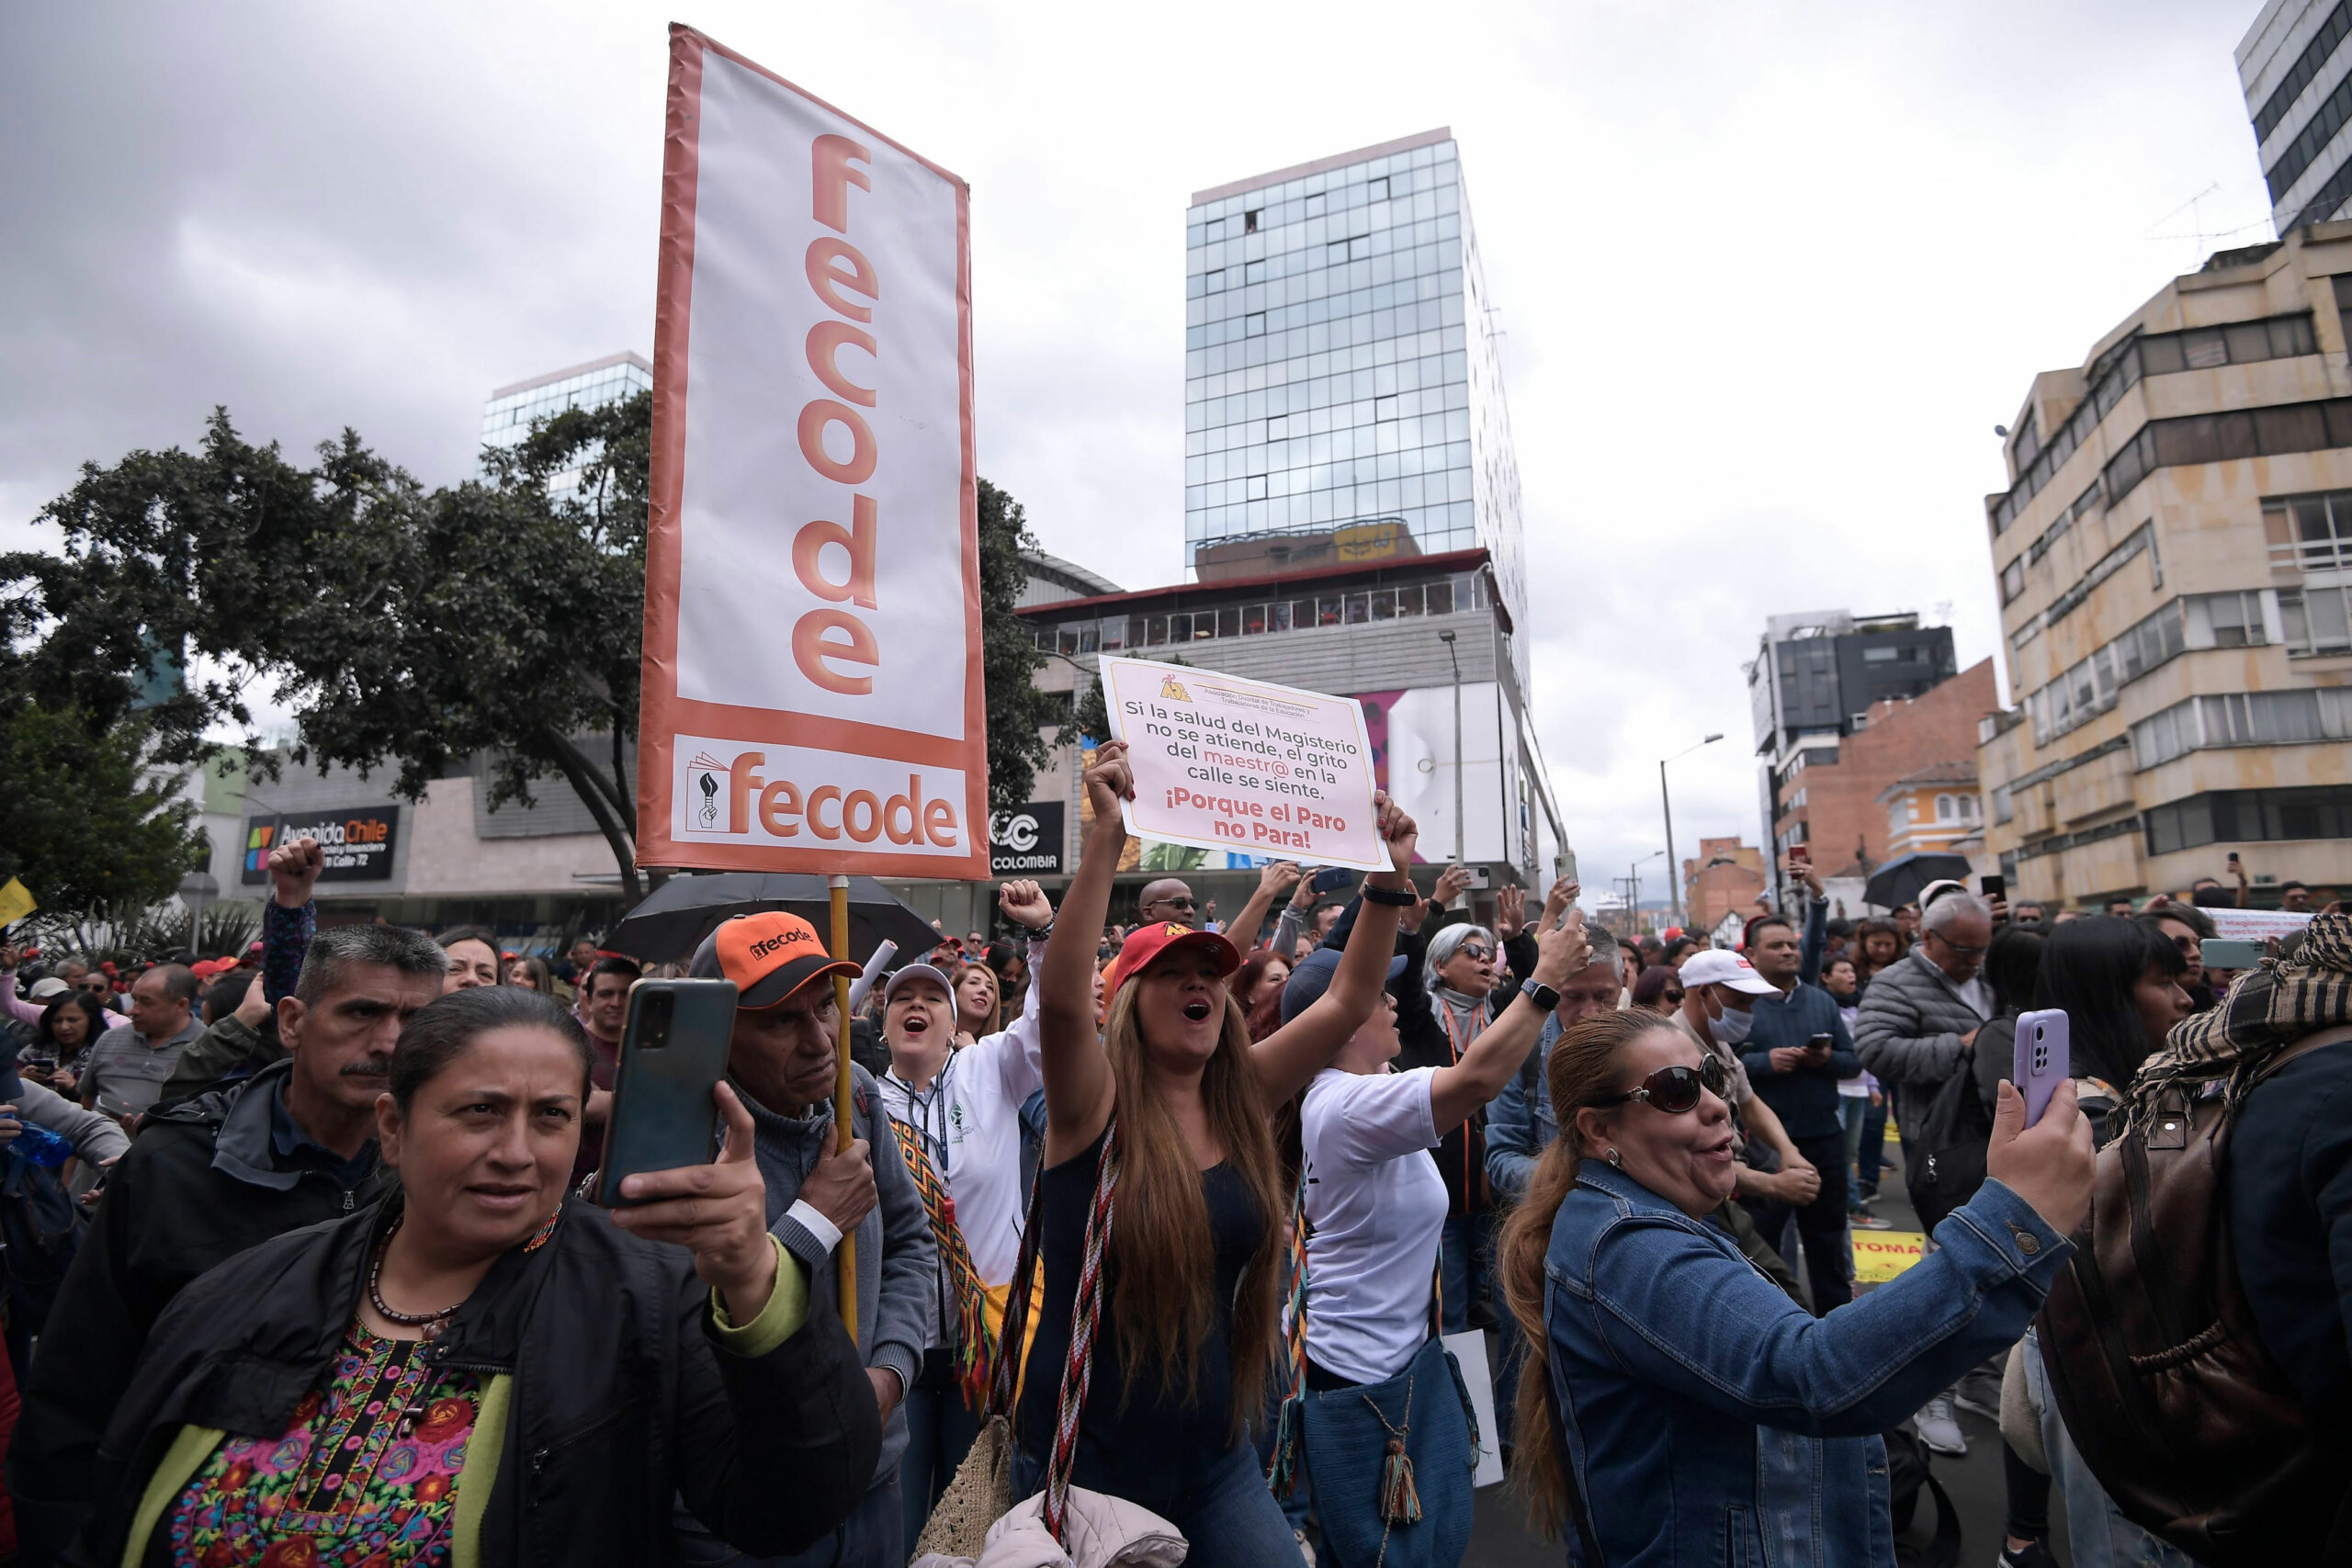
[
  {"xmin": 1454, "ymin": 944, "xmax": 1493, "ymax": 963},
  {"xmin": 1663, "ymin": 989, "xmax": 1686, "ymax": 1006},
  {"xmin": 1589, "ymin": 1053, "xmax": 1731, "ymax": 1115}
]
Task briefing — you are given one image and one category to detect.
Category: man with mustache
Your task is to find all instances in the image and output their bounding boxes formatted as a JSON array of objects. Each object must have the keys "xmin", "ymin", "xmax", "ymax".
[{"xmin": 8, "ymin": 919, "xmax": 447, "ymax": 1562}]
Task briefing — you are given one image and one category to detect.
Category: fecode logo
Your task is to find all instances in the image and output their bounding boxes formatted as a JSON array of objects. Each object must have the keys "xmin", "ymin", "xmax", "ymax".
[
  {"xmin": 674, "ymin": 737, "xmax": 968, "ymax": 857},
  {"xmin": 989, "ymin": 801, "xmax": 1065, "ymax": 874},
  {"xmin": 749, "ymin": 929, "xmax": 814, "ymax": 960}
]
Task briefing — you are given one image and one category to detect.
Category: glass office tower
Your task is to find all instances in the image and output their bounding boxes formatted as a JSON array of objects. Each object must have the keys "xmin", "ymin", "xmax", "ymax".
[
  {"xmin": 1184, "ymin": 129, "xmax": 1527, "ymax": 677},
  {"xmin": 480, "ymin": 351, "xmax": 652, "ymax": 499}
]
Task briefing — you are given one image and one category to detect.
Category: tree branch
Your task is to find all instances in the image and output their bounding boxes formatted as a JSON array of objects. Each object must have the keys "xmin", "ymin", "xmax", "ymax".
[{"xmin": 540, "ymin": 725, "xmax": 642, "ymax": 904}]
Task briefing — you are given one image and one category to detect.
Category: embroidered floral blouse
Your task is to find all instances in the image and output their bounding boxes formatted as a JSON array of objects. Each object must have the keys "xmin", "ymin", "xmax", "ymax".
[{"xmin": 158, "ymin": 1322, "xmax": 483, "ymax": 1568}]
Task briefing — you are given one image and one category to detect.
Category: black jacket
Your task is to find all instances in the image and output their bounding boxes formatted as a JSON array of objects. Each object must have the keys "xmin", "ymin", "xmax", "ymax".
[
  {"xmin": 8, "ymin": 1059, "xmax": 396, "ymax": 1564},
  {"xmin": 70, "ymin": 1192, "xmax": 880, "ymax": 1568}
]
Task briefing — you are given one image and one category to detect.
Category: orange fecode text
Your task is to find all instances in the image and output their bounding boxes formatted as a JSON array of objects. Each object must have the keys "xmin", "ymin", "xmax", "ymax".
[{"xmin": 793, "ymin": 135, "xmax": 884, "ymax": 695}]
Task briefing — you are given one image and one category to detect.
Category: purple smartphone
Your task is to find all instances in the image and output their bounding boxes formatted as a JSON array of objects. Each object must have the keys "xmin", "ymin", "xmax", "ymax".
[{"xmin": 2012, "ymin": 1009, "xmax": 2070, "ymax": 1128}]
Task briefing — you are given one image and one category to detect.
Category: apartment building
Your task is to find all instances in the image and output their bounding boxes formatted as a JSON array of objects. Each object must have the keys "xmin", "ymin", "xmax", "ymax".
[{"xmin": 1978, "ymin": 225, "xmax": 2352, "ymax": 907}]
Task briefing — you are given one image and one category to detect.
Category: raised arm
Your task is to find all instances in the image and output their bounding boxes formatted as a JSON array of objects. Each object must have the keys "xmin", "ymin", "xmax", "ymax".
[
  {"xmin": 1430, "ymin": 913, "xmax": 1589, "ymax": 1132},
  {"xmin": 1248, "ymin": 799, "xmax": 1419, "ymax": 1106},
  {"xmin": 1223, "ymin": 861, "xmax": 1300, "ymax": 954},
  {"xmin": 1036, "ymin": 744, "xmax": 1132, "ymax": 1158}
]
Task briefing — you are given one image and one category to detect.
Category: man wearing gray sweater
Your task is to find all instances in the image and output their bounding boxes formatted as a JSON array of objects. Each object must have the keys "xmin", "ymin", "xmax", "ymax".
[{"xmin": 683, "ymin": 911, "xmax": 938, "ymax": 1568}]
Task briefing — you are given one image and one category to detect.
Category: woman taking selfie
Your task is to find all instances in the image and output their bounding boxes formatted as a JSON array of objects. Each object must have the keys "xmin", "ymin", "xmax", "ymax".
[
  {"xmin": 1501, "ymin": 1008, "xmax": 2093, "ymax": 1564},
  {"xmin": 1020, "ymin": 740, "xmax": 1419, "ymax": 1564},
  {"xmin": 73, "ymin": 986, "xmax": 879, "ymax": 1567}
]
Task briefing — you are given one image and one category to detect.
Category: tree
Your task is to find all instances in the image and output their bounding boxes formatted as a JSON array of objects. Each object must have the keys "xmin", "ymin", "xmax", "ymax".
[
  {"xmin": 978, "ymin": 478, "xmax": 1057, "ymax": 818},
  {"xmin": 0, "ymin": 703, "xmax": 204, "ymax": 911},
  {"xmin": 7, "ymin": 400, "xmax": 1063, "ymax": 904}
]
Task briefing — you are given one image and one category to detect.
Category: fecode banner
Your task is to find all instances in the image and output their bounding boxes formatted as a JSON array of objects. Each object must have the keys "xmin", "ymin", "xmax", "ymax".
[
  {"xmin": 637, "ymin": 26, "xmax": 987, "ymax": 878},
  {"xmin": 1100, "ymin": 656, "xmax": 1391, "ymax": 872}
]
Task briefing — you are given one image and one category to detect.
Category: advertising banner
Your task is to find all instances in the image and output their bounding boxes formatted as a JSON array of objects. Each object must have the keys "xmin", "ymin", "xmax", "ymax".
[
  {"xmin": 1100, "ymin": 656, "xmax": 1391, "ymax": 872},
  {"xmin": 240, "ymin": 807, "xmax": 401, "ymax": 885},
  {"xmin": 637, "ymin": 26, "xmax": 985, "ymax": 878},
  {"xmin": 989, "ymin": 801, "xmax": 1066, "ymax": 875}
]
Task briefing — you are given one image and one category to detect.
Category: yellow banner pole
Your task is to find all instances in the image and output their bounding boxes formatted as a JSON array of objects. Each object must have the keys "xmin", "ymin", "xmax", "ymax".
[{"xmin": 831, "ymin": 874, "xmax": 858, "ymax": 1342}]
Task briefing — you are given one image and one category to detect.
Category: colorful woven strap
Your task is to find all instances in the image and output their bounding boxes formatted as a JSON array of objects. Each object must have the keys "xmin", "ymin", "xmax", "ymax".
[
  {"xmin": 1266, "ymin": 1176, "xmax": 1311, "ymax": 1495},
  {"xmin": 887, "ymin": 1115, "xmax": 996, "ymax": 1407},
  {"xmin": 1044, "ymin": 1117, "xmax": 1121, "ymax": 1543}
]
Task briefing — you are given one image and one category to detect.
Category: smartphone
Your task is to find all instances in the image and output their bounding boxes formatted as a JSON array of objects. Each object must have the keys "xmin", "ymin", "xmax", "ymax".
[
  {"xmin": 1463, "ymin": 866, "xmax": 1492, "ymax": 890},
  {"xmin": 1787, "ymin": 844, "xmax": 1811, "ymax": 867},
  {"xmin": 1556, "ymin": 850, "xmax": 1578, "ymax": 885},
  {"xmin": 2200, "ymin": 937, "xmax": 2266, "ymax": 970},
  {"xmin": 2226, "ymin": 852, "xmax": 2241, "ymax": 865},
  {"xmin": 593, "ymin": 978, "xmax": 740, "ymax": 1208},
  {"xmin": 1310, "ymin": 865, "xmax": 1356, "ymax": 897},
  {"xmin": 1981, "ymin": 873, "xmax": 2005, "ymax": 900},
  {"xmin": 2012, "ymin": 1009, "xmax": 2070, "ymax": 1129},
  {"xmin": 1804, "ymin": 1032, "xmax": 1833, "ymax": 1057},
  {"xmin": 96, "ymin": 1093, "xmax": 137, "ymax": 1122}
]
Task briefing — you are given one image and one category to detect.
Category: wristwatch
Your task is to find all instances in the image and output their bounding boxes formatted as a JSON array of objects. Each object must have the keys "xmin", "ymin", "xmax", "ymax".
[{"xmin": 1520, "ymin": 977, "xmax": 1561, "ymax": 1013}]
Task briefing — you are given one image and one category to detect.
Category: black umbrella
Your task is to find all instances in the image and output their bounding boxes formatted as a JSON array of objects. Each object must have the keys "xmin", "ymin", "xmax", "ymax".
[
  {"xmin": 1861, "ymin": 852, "xmax": 1973, "ymax": 912},
  {"xmin": 605, "ymin": 873, "xmax": 944, "ymax": 966}
]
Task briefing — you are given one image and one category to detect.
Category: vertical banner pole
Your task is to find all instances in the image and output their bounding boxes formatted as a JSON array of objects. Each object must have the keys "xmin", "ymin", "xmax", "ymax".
[{"xmin": 831, "ymin": 874, "xmax": 858, "ymax": 1341}]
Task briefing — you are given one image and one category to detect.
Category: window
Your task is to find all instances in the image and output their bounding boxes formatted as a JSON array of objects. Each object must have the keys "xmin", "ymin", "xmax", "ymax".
[
  {"xmin": 2266, "ymin": 69, "xmax": 2352, "ymax": 202},
  {"xmin": 1204, "ymin": 269, "xmax": 1226, "ymax": 293},
  {"xmin": 1244, "ymin": 313, "xmax": 1264, "ymax": 337},
  {"xmin": 1244, "ymin": 209, "xmax": 1261, "ymax": 233},
  {"xmin": 2000, "ymin": 558, "xmax": 2026, "ymax": 604},
  {"xmin": 1243, "ymin": 604, "xmax": 1268, "ymax": 635},
  {"xmin": 2132, "ymin": 688, "xmax": 2352, "ymax": 767},
  {"xmin": 1216, "ymin": 607, "xmax": 1240, "ymax": 637},
  {"xmin": 1246, "ymin": 474, "xmax": 1267, "ymax": 501},
  {"xmin": 1147, "ymin": 615, "xmax": 1169, "ymax": 646},
  {"xmin": 1992, "ymin": 784, "xmax": 2014, "ymax": 824},
  {"xmin": 2188, "ymin": 591, "xmax": 2266, "ymax": 648},
  {"xmin": 2146, "ymin": 785, "xmax": 2352, "ymax": 854},
  {"xmin": 1935, "ymin": 794, "xmax": 1956, "ymax": 822},
  {"xmin": 2255, "ymin": 1, "xmax": 2352, "ymax": 141},
  {"xmin": 2265, "ymin": 488, "xmax": 2352, "ymax": 572},
  {"xmin": 1369, "ymin": 176, "xmax": 1388, "ymax": 200},
  {"xmin": 1425, "ymin": 581, "xmax": 1454, "ymax": 615},
  {"xmin": 2282, "ymin": 584, "xmax": 2352, "ymax": 654},
  {"xmin": 1374, "ymin": 396, "xmax": 1397, "ymax": 421}
]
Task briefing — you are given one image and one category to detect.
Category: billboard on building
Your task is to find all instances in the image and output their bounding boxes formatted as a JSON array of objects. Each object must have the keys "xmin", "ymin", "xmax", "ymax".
[
  {"xmin": 240, "ymin": 807, "xmax": 401, "ymax": 885},
  {"xmin": 989, "ymin": 801, "xmax": 1066, "ymax": 875},
  {"xmin": 637, "ymin": 26, "xmax": 986, "ymax": 879}
]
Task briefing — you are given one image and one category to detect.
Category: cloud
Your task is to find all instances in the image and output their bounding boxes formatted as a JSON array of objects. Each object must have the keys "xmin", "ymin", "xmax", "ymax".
[{"xmin": 1, "ymin": 0, "xmax": 2276, "ymax": 902}]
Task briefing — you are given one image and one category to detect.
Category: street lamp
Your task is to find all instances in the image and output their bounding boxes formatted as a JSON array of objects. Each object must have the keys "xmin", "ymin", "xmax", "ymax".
[
  {"xmin": 1626, "ymin": 849, "xmax": 1665, "ymax": 935},
  {"xmin": 1439, "ymin": 631, "xmax": 1464, "ymax": 868},
  {"xmin": 1659, "ymin": 733, "xmax": 1723, "ymax": 929}
]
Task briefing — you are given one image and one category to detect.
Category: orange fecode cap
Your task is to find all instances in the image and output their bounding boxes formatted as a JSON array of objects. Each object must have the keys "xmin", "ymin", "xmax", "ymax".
[
  {"xmin": 689, "ymin": 911, "xmax": 861, "ymax": 1010},
  {"xmin": 1107, "ymin": 920, "xmax": 1242, "ymax": 993}
]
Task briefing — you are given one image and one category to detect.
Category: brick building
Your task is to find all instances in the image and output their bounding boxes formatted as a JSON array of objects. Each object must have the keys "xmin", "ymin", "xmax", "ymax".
[
  {"xmin": 1682, "ymin": 837, "xmax": 1766, "ymax": 934},
  {"xmin": 1773, "ymin": 660, "xmax": 2000, "ymax": 880}
]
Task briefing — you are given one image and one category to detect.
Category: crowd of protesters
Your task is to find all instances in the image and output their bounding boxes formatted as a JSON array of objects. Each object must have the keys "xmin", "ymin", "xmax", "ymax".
[{"xmin": 0, "ymin": 784, "xmax": 2339, "ymax": 1568}]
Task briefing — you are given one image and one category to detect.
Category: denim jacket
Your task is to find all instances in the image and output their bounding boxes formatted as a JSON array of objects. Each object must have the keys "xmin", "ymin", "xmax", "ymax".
[
  {"xmin": 1486, "ymin": 1011, "xmax": 1561, "ymax": 1200},
  {"xmin": 1543, "ymin": 1161, "xmax": 2067, "ymax": 1565}
]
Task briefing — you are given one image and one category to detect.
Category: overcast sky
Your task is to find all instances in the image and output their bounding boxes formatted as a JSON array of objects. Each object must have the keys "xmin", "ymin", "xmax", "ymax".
[{"xmin": 1, "ymin": 2, "xmax": 2279, "ymax": 904}]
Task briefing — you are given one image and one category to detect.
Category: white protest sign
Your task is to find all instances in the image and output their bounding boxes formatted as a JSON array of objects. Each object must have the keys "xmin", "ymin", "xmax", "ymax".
[
  {"xmin": 636, "ymin": 26, "xmax": 987, "ymax": 879},
  {"xmin": 2206, "ymin": 907, "xmax": 2312, "ymax": 942},
  {"xmin": 1100, "ymin": 657, "xmax": 1390, "ymax": 872}
]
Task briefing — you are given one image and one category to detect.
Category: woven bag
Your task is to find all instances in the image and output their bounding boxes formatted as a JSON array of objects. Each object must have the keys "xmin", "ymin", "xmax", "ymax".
[{"xmin": 914, "ymin": 1118, "xmax": 1126, "ymax": 1557}]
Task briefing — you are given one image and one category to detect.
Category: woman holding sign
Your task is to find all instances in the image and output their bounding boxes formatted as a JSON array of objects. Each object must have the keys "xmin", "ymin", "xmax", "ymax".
[{"xmin": 1018, "ymin": 739, "xmax": 1419, "ymax": 1564}]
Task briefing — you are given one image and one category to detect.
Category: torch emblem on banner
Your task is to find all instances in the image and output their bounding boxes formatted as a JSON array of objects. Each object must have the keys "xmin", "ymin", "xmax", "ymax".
[{"xmin": 689, "ymin": 751, "xmax": 726, "ymax": 829}]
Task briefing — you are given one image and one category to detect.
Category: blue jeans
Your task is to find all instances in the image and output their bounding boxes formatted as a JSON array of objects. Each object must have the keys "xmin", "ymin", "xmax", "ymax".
[
  {"xmin": 899, "ymin": 1370, "xmax": 984, "ymax": 1546},
  {"xmin": 1839, "ymin": 1094, "xmax": 1870, "ymax": 1209},
  {"xmin": 677, "ymin": 1475, "xmax": 901, "ymax": 1568},
  {"xmin": 2022, "ymin": 1332, "xmax": 2193, "ymax": 1568},
  {"xmin": 1438, "ymin": 1212, "xmax": 1494, "ymax": 1335},
  {"xmin": 1857, "ymin": 1092, "xmax": 1888, "ymax": 1194},
  {"xmin": 1013, "ymin": 1438, "xmax": 1298, "ymax": 1568}
]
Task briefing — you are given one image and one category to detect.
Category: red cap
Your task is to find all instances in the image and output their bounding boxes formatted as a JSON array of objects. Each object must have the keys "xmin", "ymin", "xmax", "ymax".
[
  {"xmin": 1106, "ymin": 921, "xmax": 1242, "ymax": 993},
  {"xmin": 689, "ymin": 911, "xmax": 860, "ymax": 1009}
]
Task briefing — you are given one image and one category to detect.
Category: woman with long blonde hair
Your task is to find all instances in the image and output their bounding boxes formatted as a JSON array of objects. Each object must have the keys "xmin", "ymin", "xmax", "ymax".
[
  {"xmin": 1498, "ymin": 1010, "xmax": 2092, "ymax": 1564},
  {"xmin": 1018, "ymin": 740, "xmax": 1419, "ymax": 1565},
  {"xmin": 951, "ymin": 959, "xmax": 1002, "ymax": 1043}
]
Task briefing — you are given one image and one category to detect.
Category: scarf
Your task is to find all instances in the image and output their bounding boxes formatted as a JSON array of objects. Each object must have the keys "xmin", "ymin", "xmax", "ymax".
[
  {"xmin": 1433, "ymin": 986, "xmax": 1487, "ymax": 1059},
  {"xmin": 2125, "ymin": 911, "xmax": 2352, "ymax": 1129},
  {"xmin": 884, "ymin": 1113, "xmax": 996, "ymax": 1407}
]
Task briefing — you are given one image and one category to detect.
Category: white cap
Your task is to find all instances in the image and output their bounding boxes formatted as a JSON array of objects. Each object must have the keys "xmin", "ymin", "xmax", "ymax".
[
  {"xmin": 882, "ymin": 963, "xmax": 956, "ymax": 1004},
  {"xmin": 1679, "ymin": 949, "xmax": 1781, "ymax": 996}
]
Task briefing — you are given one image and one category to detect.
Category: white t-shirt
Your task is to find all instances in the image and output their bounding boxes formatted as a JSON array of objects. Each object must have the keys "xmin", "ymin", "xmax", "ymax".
[
  {"xmin": 876, "ymin": 941, "xmax": 1045, "ymax": 1292},
  {"xmin": 1296, "ymin": 1066, "xmax": 1448, "ymax": 1386}
]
